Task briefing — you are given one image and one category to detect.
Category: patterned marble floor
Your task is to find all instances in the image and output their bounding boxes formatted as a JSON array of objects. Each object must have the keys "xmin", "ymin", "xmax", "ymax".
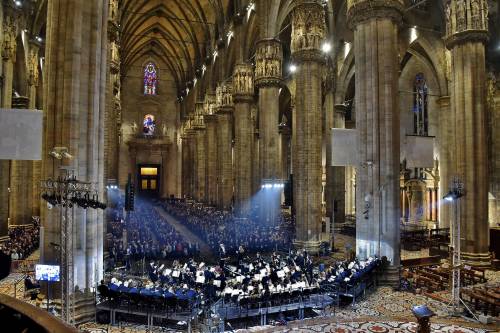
[{"xmin": 1, "ymin": 250, "xmax": 498, "ymax": 333}]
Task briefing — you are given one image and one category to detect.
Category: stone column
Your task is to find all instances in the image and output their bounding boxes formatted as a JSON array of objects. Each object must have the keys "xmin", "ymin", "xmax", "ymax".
[
  {"xmin": 9, "ymin": 43, "xmax": 41, "ymax": 225},
  {"xmin": 204, "ymin": 94, "xmax": 218, "ymax": 206},
  {"xmin": 42, "ymin": 0, "xmax": 107, "ymax": 308},
  {"xmin": 161, "ymin": 145, "xmax": 169, "ymax": 198},
  {"xmin": 347, "ymin": 0, "xmax": 404, "ymax": 276},
  {"xmin": 444, "ymin": 0, "xmax": 490, "ymax": 265},
  {"xmin": 251, "ymin": 104, "xmax": 260, "ymax": 196},
  {"xmin": 279, "ymin": 126, "xmax": 291, "ymax": 181},
  {"xmin": 28, "ymin": 42, "xmax": 42, "ymax": 217},
  {"xmin": 437, "ymin": 96, "xmax": 452, "ymax": 228},
  {"xmin": 233, "ymin": 64, "xmax": 254, "ymax": 217},
  {"xmin": 185, "ymin": 129, "xmax": 196, "ymax": 199},
  {"xmin": 0, "ymin": 13, "xmax": 17, "ymax": 239},
  {"xmin": 489, "ymin": 79, "xmax": 500, "ymax": 227},
  {"xmin": 193, "ymin": 102, "xmax": 206, "ymax": 203},
  {"xmin": 324, "ymin": 78, "xmax": 335, "ymax": 226},
  {"xmin": 331, "ymin": 104, "xmax": 347, "ymax": 226},
  {"xmin": 255, "ymin": 38, "xmax": 282, "ymax": 223},
  {"xmin": 215, "ymin": 82, "xmax": 234, "ymax": 210},
  {"xmin": 291, "ymin": 0, "xmax": 326, "ymax": 253},
  {"xmin": 181, "ymin": 132, "xmax": 189, "ymax": 198}
]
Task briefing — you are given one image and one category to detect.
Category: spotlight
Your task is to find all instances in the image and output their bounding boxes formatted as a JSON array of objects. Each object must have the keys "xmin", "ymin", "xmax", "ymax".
[
  {"xmin": 49, "ymin": 150, "xmax": 62, "ymax": 159},
  {"xmin": 61, "ymin": 151, "xmax": 73, "ymax": 160},
  {"xmin": 321, "ymin": 42, "xmax": 332, "ymax": 53},
  {"xmin": 36, "ymin": 36, "xmax": 43, "ymax": 42},
  {"xmin": 14, "ymin": 0, "xmax": 22, "ymax": 8},
  {"xmin": 289, "ymin": 64, "xmax": 297, "ymax": 73}
]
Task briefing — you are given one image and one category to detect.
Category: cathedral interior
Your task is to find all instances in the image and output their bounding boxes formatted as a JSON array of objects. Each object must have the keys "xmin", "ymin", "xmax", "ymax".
[{"xmin": 0, "ymin": 0, "xmax": 499, "ymax": 332}]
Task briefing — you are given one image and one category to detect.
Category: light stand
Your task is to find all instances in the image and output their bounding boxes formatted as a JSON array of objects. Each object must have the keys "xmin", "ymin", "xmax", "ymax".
[
  {"xmin": 41, "ymin": 167, "xmax": 106, "ymax": 324},
  {"xmin": 443, "ymin": 177, "xmax": 478, "ymax": 321}
]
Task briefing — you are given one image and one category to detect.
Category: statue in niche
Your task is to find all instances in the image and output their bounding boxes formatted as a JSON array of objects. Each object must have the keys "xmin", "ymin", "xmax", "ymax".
[
  {"xmin": 162, "ymin": 124, "xmax": 168, "ymax": 137},
  {"xmin": 456, "ymin": 0, "xmax": 466, "ymax": 31},
  {"xmin": 445, "ymin": 1, "xmax": 452, "ymax": 34},
  {"xmin": 131, "ymin": 121, "xmax": 138, "ymax": 134},
  {"xmin": 482, "ymin": 0, "xmax": 488, "ymax": 29},
  {"xmin": 471, "ymin": 0, "xmax": 480, "ymax": 29}
]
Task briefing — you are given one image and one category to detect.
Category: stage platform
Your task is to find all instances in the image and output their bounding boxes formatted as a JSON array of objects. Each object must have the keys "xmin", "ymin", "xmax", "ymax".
[
  {"xmin": 96, "ymin": 300, "xmax": 198, "ymax": 329},
  {"xmin": 211, "ymin": 294, "xmax": 335, "ymax": 325}
]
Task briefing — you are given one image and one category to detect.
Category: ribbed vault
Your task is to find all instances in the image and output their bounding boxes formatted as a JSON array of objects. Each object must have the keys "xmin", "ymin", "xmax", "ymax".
[{"xmin": 120, "ymin": 0, "xmax": 231, "ymax": 94}]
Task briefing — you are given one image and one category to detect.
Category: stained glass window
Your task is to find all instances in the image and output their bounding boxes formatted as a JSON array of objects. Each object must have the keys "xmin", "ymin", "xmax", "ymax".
[
  {"xmin": 144, "ymin": 62, "xmax": 157, "ymax": 95},
  {"xmin": 143, "ymin": 114, "xmax": 156, "ymax": 136},
  {"xmin": 413, "ymin": 73, "xmax": 428, "ymax": 136}
]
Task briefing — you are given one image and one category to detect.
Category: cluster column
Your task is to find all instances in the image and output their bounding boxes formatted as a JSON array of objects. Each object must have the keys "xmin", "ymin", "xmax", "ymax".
[
  {"xmin": 28, "ymin": 42, "xmax": 42, "ymax": 217},
  {"xmin": 193, "ymin": 102, "xmax": 206, "ymax": 203},
  {"xmin": 444, "ymin": 0, "xmax": 490, "ymax": 265},
  {"xmin": 215, "ymin": 82, "xmax": 234, "ymax": 210},
  {"xmin": 437, "ymin": 96, "xmax": 452, "ymax": 228},
  {"xmin": 233, "ymin": 64, "xmax": 254, "ymax": 217},
  {"xmin": 204, "ymin": 94, "xmax": 218, "ymax": 206},
  {"xmin": 347, "ymin": 0, "xmax": 404, "ymax": 277},
  {"xmin": 42, "ymin": 0, "xmax": 107, "ymax": 295},
  {"xmin": 0, "ymin": 12, "xmax": 17, "ymax": 239},
  {"xmin": 255, "ymin": 38, "xmax": 283, "ymax": 223},
  {"xmin": 290, "ymin": 0, "xmax": 326, "ymax": 253}
]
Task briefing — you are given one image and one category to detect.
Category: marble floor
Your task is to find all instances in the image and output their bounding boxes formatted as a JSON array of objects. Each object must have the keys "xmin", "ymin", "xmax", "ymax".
[{"xmin": 1, "ymin": 250, "xmax": 498, "ymax": 333}]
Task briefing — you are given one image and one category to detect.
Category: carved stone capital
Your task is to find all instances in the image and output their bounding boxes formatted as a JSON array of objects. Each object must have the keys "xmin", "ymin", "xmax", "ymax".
[
  {"xmin": 204, "ymin": 113, "xmax": 217, "ymax": 123},
  {"xmin": 216, "ymin": 82, "xmax": 233, "ymax": 108},
  {"xmin": 334, "ymin": 104, "xmax": 348, "ymax": 116},
  {"xmin": 444, "ymin": 0, "xmax": 489, "ymax": 47},
  {"xmin": 444, "ymin": 30, "xmax": 489, "ymax": 49},
  {"xmin": 291, "ymin": 0, "xmax": 326, "ymax": 55},
  {"xmin": 2, "ymin": 15, "xmax": 17, "ymax": 61},
  {"xmin": 255, "ymin": 39, "xmax": 282, "ymax": 88},
  {"xmin": 346, "ymin": 0, "xmax": 404, "ymax": 28},
  {"xmin": 204, "ymin": 93, "xmax": 217, "ymax": 115},
  {"xmin": 292, "ymin": 49, "xmax": 325, "ymax": 64},
  {"xmin": 437, "ymin": 96, "xmax": 451, "ymax": 108},
  {"xmin": 233, "ymin": 63, "xmax": 254, "ymax": 99},
  {"xmin": 192, "ymin": 102, "xmax": 205, "ymax": 129},
  {"xmin": 216, "ymin": 105, "xmax": 234, "ymax": 115}
]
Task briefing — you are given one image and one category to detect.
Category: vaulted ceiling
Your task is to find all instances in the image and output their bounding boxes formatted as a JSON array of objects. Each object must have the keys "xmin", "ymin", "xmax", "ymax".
[{"xmin": 120, "ymin": 0, "xmax": 233, "ymax": 93}]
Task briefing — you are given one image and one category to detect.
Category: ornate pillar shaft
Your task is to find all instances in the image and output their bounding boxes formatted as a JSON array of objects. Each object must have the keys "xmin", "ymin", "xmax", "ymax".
[
  {"xmin": 331, "ymin": 104, "xmax": 347, "ymax": 226},
  {"xmin": 444, "ymin": 0, "xmax": 490, "ymax": 265},
  {"xmin": 181, "ymin": 133, "xmax": 189, "ymax": 198},
  {"xmin": 348, "ymin": 0, "xmax": 403, "ymax": 271},
  {"xmin": 186, "ymin": 130, "xmax": 196, "ymax": 199},
  {"xmin": 291, "ymin": 0, "xmax": 326, "ymax": 253},
  {"xmin": 233, "ymin": 64, "xmax": 254, "ymax": 217},
  {"xmin": 438, "ymin": 96, "xmax": 452, "ymax": 228},
  {"xmin": 42, "ymin": 0, "xmax": 108, "ymax": 297},
  {"xmin": 256, "ymin": 38, "xmax": 283, "ymax": 223},
  {"xmin": 30, "ymin": 42, "xmax": 42, "ymax": 217},
  {"xmin": 216, "ymin": 83, "xmax": 234, "ymax": 210},
  {"xmin": 0, "ymin": 13, "xmax": 17, "ymax": 239},
  {"xmin": 193, "ymin": 102, "xmax": 206, "ymax": 203}
]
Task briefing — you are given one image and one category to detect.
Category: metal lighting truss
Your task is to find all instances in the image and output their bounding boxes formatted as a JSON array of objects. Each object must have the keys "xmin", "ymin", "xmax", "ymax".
[{"xmin": 41, "ymin": 169, "xmax": 94, "ymax": 324}]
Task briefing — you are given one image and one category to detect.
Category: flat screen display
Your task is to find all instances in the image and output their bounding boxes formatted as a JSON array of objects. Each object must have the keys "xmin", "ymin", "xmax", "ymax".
[{"xmin": 35, "ymin": 264, "xmax": 60, "ymax": 282}]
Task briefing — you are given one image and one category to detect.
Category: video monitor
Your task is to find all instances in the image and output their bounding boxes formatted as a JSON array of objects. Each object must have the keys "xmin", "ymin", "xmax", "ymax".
[{"xmin": 35, "ymin": 264, "xmax": 60, "ymax": 282}]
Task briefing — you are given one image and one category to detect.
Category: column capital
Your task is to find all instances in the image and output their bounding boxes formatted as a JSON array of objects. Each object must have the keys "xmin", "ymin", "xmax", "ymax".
[
  {"xmin": 27, "ymin": 46, "xmax": 40, "ymax": 87},
  {"xmin": 444, "ymin": 0, "xmax": 489, "ymax": 49},
  {"xmin": 2, "ymin": 14, "xmax": 17, "ymax": 61},
  {"xmin": 290, "ymin": 0, "xmax": 326, "ymax": 62},
  {"xmin": 204, "ymin": 93, "xmax": 217, "ymax": 115},
  {"xmin": 437, "ymin": 95, "xmax": 451, "ymax": 107},
  {"xmin": 346, "ymin": 0, "xmax": 404, "ymax": 28},
  {"xmin": 334, "ymin": 104, "xmax": 348, "ymax": 115},
  {"xmin": 233, "ymin": 63, "xmax": 255, "ymax": 102},
  {"xmin": 216, "ymin": 81, "xmax": 233, "ymax": 108},
  {"xmin": 192, "ymin": 102, "xmax": 206, "ymax": 129},
  {"xmin": 255, "ymin": 38, "xmax": 282, "ymax": 87}
]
